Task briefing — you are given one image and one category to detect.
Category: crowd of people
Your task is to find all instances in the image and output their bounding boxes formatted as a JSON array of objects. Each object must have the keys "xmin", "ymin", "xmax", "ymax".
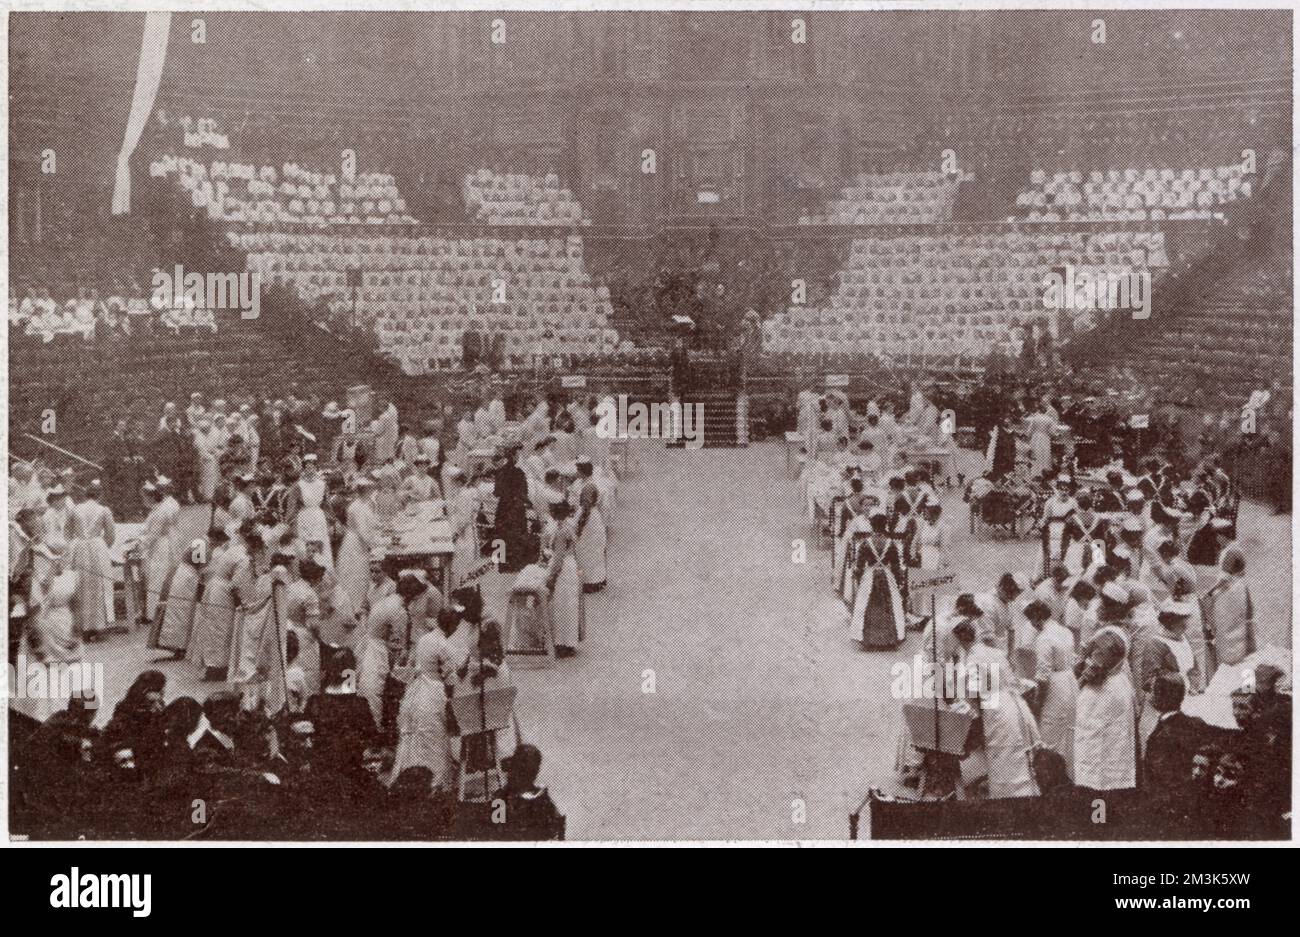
[
  {"xmin": 795, "ymin": 380, "xmax": 1290, "ymax": 838},
  {"xmin": 9, "ymin": 284, "xmax": 219, "ymax": 343},
  {"xmin": 9, "ymin": 382, "xmax": 626, "ymax": 839}
]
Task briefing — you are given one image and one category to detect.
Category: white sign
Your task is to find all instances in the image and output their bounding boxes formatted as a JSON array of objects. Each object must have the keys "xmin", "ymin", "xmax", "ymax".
[
  {"xmin": 825, "ymin": 374, "xmax": 849, "ymax": 388},
  {"xmin": 1129, "ymin": 414, "xmax": 1150, "ymax": 429},
  {"xmin": 561, "ymin": 375, "xmax": 587, "ymax": 389}
]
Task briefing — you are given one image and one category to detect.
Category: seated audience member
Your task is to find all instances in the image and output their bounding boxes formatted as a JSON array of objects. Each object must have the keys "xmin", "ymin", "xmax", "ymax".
[
  {"xmin": 1142, "ymin": 673, "xmax": 1209, "ymax": 791},
  {"xmin": 497, "ymin": 744, "xmax": 563, "ymax": 840},
  {"xmin": 304, "ymin": 646, "xmax": 379, "ymax": 787}
]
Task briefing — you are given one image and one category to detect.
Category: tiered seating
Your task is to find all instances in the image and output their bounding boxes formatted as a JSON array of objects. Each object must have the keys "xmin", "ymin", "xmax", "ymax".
[
  {"xmin": 149, "ymin": 115, "xmax": 417, "ymax": 226},
  {"xmin": 463, "ymin": 169, "xmax": 587, "ymax": 225},
  {"xmin": 800, "ymin": 171, "xmax": 965, "ymax": 225},
  {"xmin": 8, "ymin": 321, "xmax": 353, "ymax": 459},
  {"xmin": 233, "ymin": 229, "xmax": 619, "ymax": 372},
  {"xmin": 761, "ymin": 229, "xmax": 1168, "ymax": 361},
  {"xmin": 1112, "ymin": 261, "xmax": 1292, "ymax": 407},
  {"xmin": 1016, "ymin": 164, "xmax": 1252, "ymax": 222}
]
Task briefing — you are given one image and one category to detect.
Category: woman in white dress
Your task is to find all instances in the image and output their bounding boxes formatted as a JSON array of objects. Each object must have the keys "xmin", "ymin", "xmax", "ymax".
[
  {"xmin": 355, "ymin": 587, "xmax": 403, "ymax": 727},
  {"xmin": 391, "ymin": 628, "xmax": 459, "ymax": 791},
  {"xmin": 150, "ymin": 548, "xmax": 203, "ymax": 657},
  {"xmin": 946, "ymin": 623, "xmax": 1041, "ymax": 798},
  {"xmin": 571, "ymin": 460, "xmax": 606, "ymax": 592},
  {"xmin": 1073, "ymin": 626, "xmax": 1137, "ymax": 792},
  {"xmin": 910, "ymin": 503, "xmax": 951, "ymax": 619},
  {"xmin": 139, "ymin": 482, "xmax": 179, "ymax": 623},
  {"xmin": 1024, "ymin": 405, "xmax": 1055, "ymax": 479},
  {"xmin": 445, "ymin": 467, "xmax": 480, "ymax": 588},
  {"xmin": 1026, "ymin": 599, "xmax": 1077, "ymax": 774},
  {"xmin": 1203, "ymin": 543, "xmax": 1255, "ymax": 671},
  {"xmin": 193, "ymin": 419, "xmax": 221, "ymax": 503},
  {"xmin": 291, "ymin": 456, "xmax": 333, "ymax": 569},
  {"xmin": 335, "ymin": 478, "xmax": 383, "ymax": 613},
  {"xmin": 16, "ymin": 545, "xmax": 84, "ymax": 721},
  {"xmin": 544, "ymin": 496, "xmax": 584, "ymax": 657},
  {"xmin": 68, "ymin": 481, "xmax": 116, "ymax": 638},
  {"xmin": 226, "ymin": 528, "xmax": 279, "ymax": 689},
  {"xmin": 41, "ymin": 485, "xmax": 74, "ymax": 552},
  {"xmin": 189, "ymin": 524, "xmax": 254, "ymax": 680}
]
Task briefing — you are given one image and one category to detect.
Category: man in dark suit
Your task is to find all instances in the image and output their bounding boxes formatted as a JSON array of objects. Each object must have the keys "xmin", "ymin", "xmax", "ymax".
[{"xmin": 1143, "ymin": 673, "xmax": 1211, "ymax": 791}]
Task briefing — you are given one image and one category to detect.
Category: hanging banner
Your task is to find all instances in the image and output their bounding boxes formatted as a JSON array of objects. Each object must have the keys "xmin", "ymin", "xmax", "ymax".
[{"xmin": 112, "ymin": 13, "xmax": 173, "ymax": 215}]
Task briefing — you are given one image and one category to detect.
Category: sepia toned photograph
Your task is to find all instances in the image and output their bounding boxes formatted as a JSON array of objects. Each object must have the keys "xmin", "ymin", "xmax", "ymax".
[{"xmin": 4, "ymin": 4, "xmax": 1293, "ymax": 845}]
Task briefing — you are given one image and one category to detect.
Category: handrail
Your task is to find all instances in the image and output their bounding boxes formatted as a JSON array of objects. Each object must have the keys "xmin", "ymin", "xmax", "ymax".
[{"xmin": 20, "ymin": 433, "xmax": 102, "ymax": 470}]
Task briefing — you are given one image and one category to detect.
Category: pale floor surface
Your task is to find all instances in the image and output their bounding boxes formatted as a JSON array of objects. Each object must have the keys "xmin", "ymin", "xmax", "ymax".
[{"xmin": 60, "ymin": 439, "xmax": 1292, "ymax": 841}]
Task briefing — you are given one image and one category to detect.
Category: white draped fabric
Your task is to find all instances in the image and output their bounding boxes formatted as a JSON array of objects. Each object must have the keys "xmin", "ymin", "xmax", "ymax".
[{"xmin": 112, "ymin": 12, "xmax": 172, "ymax": 215}]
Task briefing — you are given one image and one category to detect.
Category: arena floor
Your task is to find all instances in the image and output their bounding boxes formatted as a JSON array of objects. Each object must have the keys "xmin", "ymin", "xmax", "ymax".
[{"xmin": 78, "ymin": 439, "xmax": 1291, "ymax": 841}]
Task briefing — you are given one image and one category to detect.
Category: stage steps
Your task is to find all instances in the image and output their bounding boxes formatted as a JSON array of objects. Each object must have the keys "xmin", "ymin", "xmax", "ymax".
[{"xmin": 666, "ymin": 391, "xmax": 748, "ymax": 448}]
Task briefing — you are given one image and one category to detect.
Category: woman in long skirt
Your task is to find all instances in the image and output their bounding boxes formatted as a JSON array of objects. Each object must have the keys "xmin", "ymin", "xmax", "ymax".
[
  {"xmin": 391, "ymin": 630, "xmax": 458, "ymax": 791},
  {"xmin": 226, "ymin": 530, "xmax": 277, "ymax": 689},
  {"xmin": 69, "ymin": 482, "xmax": 117, "ymax": 639},
  {"xmin": 1203, "ymin": 543, "xmax": 1255, "ymax": 672},
  {"xmin": 1073, "ymin": 627, "xmax": 1137, "ymax": 792},
  {"xmin": 446, "ymin": 468, "xmax": 480, "ymax": 588},
  {"xmin": 909, "ymin": 503, "xmax": 951, "ymax": 619},
  {"xmin": 335, "ymin": 478, "xmax": 383, "ymax": 613},
  {"xmin": 189, "ymin": 526, "xmax": 253, "ymax": 680},
  {"xmin": 139, "ymin": 483, "xmax": 178, "ymax": 624},
  {"xmin": 355, "ymin": 604, "xmax": 400, "ymax": 727},
  {"xmin": 1037, "ymin": 478, "xmax": 1076, "ymax": 579},
  {"xmin": 849, "ymin": 513, "xmax": 906, "ymax": 650},
  {"xmin": 16, "ymin": 546, "xmax": 84, "ymax": 721},
  {"xmin": 150, "ymin": 551, "xmax": 203, "ymax": 656},
  {"xmin": 544, "ymin": 497, "xmax": 584, "ymax": 657},
  {"xmin": 1027, "ymin": 599, "xmax": 1077, "ymax": 774},
  {"xmin": 571, "ymin": 464, "xmax": 606, "ymax": 591},
  {"xmin": 291, "ymin": 456, "xmax": 333, "ymax": 569},
  {"xmin": 194, "ymin": 421, "xmax": 221, "ymax": 504}
]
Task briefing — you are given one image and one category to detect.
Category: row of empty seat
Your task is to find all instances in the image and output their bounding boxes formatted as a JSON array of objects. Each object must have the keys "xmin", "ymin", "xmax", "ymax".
[
  {"xmin": 1016, "ymin": 163, "xmax": 1252, "ymax": 221},
  {"xmin": 149, "ymin": 114, "xmax": 418, "ymax": 228},
  {"xmin": 230, "ymin": 227, "xmax": 621, "ymax": 373},
  {"xmin": 463, "ymin": 169, "xmax": 588, "ymax": 225},
  {"xmin": 761, "ymin": 229, "xmax": 1168, "ymax": 358},
  {"xmin": 799, "ymin": 170, "xmax": 965, "ymax": 225}
]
